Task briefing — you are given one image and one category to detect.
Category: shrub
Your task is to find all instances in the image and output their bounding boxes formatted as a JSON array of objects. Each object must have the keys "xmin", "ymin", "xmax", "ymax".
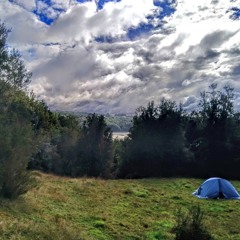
[
  {"xmin": 173, "ymin": 205, "xmax": 213, "ymax": 240},
  {"xmin": 0, "ymin": 22, "xmax": 35, "ymax": 199},
  {"xmin": 0, "ymin": 119, "xmax": 35, "ymax": 199}
]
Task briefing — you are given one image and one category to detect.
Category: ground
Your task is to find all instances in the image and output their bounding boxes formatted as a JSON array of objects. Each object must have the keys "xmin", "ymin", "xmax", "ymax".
[{"xmin": 0, "ymin": 172, "xmax": 239, "ymax": 239}]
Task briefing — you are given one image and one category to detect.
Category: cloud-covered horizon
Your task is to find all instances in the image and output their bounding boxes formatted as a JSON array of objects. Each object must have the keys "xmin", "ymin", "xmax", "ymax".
[{"xmin": 1, "ymin": 0, "xmax": 240, "ymax": 113}]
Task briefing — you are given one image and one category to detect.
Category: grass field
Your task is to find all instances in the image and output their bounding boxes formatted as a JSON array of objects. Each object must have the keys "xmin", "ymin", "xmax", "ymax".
[{"xmin": 0, "ymin": 172, "xmax": 240, "ymax": 240}]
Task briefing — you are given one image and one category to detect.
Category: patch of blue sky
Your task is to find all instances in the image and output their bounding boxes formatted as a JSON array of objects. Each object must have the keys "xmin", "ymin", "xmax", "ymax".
[
  {"xmin": 127, "ymin": 0, "xmax": 176, "ymax": 40},
  {"xmin": 76, "ymin": 0, "xmax": 121, "ymax": 10},
  {"xmin": 230, "ymin": 7, "xmax": 240, "ymax": 20},
  {"xmin": 127, "ymin": 23, "xmax": 153, "ymax": 40},
  {"xmin": 95, "ymin": 0, "xmax": 176, "ymax": 42},
  {"xmin": 39, "ymin": 0, "xmax": 52, "ymax": 6},
  {"xmin": 31, "ymin": 0, "xmax": 65, "ymax": 25},
  {"xmin": 32, "ymin": 10, "xmax": 54, "ymax": 25},
  {"xmin": 96, "ymin": 0, "xmax": 121, "ymax": 10},
  {"xmin": 76, "ymin": 0, "xmax": 92, "ymax": 3},
  {"xmin": 153, "ymin": 0, "xmax": 176, "ymax": 19}
]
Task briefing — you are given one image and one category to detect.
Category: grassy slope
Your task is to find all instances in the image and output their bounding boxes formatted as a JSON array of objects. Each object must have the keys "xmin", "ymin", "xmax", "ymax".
[{"xmin": 0, "ymin": 172, "xmax": 240, "ymax": 240}]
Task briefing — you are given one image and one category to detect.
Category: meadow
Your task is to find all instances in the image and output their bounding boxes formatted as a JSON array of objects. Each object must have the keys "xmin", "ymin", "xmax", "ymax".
[{"xmin": 0, "ymin": 172, "xmax": 239, "ymax": 240}]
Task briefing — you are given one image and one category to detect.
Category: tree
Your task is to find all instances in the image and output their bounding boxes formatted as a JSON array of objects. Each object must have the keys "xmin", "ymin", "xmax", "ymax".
[
  {"xmin": 0, "ymin": 22, "xmax": 35, "ymax": 198},
  {"xmin": 29, "ymin": 111, "xmax": 82, "ymax": 176},
  {"xmin": 190, "ymin": 84, "xmax": 237, "ymax": 177},
  {"xmin": 0, "ymin": 118, "xmax": 35, "ymax": 199},
  {"xmin": 76, "ymin": 114, "xmax": 113, "ymax": 178},
  {"xmin": 0, "ymin": 22, "xmax": 9, "ymax": 76},
  {"xmin": 120, "ymin": 99, "xmax": 191, "ymax": 178},
  {"xmin": 0, "ymin": 23, "xmax": 31, "ymax": 90},
  {"xmin": 0, "ymin": 81, "xmax": 36, "ymax": 198},
  {"xmin": 5, "ymin": 49, "xmax": 32, "ymax": 89}
]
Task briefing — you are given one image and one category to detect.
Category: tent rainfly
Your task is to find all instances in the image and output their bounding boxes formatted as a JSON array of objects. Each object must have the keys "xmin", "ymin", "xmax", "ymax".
[{"xmin": 193, "ymin": 177, "xmax": 240, "ymax": 199}]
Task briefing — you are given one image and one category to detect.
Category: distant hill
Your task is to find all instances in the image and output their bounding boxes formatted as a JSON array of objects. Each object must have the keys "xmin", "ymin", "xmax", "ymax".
[
  {"xmin": 104, "ymin": 114, "xmax": 132, "ymax": 132},
  {"xmin": 57, "ymin": 111, "xmax": 133, "ymax": 132}
]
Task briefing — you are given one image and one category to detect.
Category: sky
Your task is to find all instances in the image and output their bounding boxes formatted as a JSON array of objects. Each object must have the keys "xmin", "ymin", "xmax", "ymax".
[{"xmin": 1, "ymin": 0, "xmax": 240, "ymax": 114}]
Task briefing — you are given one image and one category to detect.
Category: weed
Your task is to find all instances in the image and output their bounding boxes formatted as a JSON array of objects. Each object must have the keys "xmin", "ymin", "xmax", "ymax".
[{"xmin": 173, "ymin": 205, "xmax": 213, "ymax": 240}]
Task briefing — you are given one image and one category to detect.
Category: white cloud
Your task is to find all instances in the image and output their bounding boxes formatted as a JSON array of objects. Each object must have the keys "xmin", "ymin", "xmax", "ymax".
[
  {"xmin": 47, "ymin": 0, "xmax": 157, "ymax": 44},
  {"xmin": 9, "ymin": 0, "xmax": 36, "ymax": 11},
  {"xmin": 0, "ymin": 1, "xmax": 47, "ymax": 47}
]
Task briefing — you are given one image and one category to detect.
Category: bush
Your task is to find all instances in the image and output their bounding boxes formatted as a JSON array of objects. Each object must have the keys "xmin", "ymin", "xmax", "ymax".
[
  {"xmin": 173, "ymin": 205, "xmax": 213, "ymax": 240},
  {"xmin": 0, "ymin": 22, "xmax": 36, "ymax": 199},
  {"xmin": 0, "ymin": 118, "xmax": 36, "ymax": 199}
]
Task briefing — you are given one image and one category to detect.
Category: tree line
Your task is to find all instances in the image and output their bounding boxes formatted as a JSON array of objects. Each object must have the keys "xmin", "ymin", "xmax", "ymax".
[
  {"xmin": 118, "ymin": 84, "xmax": 240, "ymax": 179},
  {"xmin": 1, "ymin": 21, "xmax": 240, "ymax": 199},
  {"xmin": 29, "ymin": 82, "xmax": 240, "ymax": 181}
]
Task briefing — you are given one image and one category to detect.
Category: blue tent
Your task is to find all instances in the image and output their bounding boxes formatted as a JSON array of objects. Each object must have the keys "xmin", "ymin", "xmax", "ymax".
[{"xmin": 193, "ymin": 177, "xmax": 240, "ymax": 199}]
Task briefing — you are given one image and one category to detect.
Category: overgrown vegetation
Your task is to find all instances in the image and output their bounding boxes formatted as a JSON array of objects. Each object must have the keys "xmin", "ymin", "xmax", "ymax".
[{"xmin": 174, "ymin": 206, "xmax": 213, "ymax": 240}]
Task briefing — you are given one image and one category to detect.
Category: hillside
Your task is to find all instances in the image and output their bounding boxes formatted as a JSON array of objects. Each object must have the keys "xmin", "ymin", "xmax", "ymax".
[
  {"xmin": 58, "ymin": 111, "xmax": 133, "ymax": 132},
  {"xmin": 0, "ymin": 172, "xmax": 240, "ymax": 240}
]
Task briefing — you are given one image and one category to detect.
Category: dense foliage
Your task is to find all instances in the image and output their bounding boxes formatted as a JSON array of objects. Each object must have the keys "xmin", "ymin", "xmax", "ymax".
[
  {"xmin": 0, "ymin": 23, "xmax": 36, "ymax": 199},
  {"xmin": 117, "ymin": 84, "xmax": 240, "ymax": 179},
  {"xmin": 118, "ymin": 100, "xmax": 190, "ymax": 178}
]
